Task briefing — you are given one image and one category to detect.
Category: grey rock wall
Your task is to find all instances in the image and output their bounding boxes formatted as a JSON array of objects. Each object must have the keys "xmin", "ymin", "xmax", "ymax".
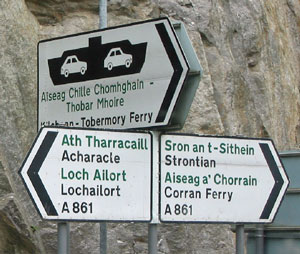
[{"xmin": 0, "ymin": 0, "xmax": 299, "ymax": 253}]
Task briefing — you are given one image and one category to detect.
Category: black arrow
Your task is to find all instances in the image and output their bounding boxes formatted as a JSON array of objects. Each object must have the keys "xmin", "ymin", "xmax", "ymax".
[
  {"xmin": 27, "ymin": 131, "xmax": 58, "ymax": 216},
  {"xmin": 259, "ymin": 143, "xmax": 284, "ymax": 220},
  {"xmin": 155, "ymin": 22, "xmax": 189, "ymax": 123}
]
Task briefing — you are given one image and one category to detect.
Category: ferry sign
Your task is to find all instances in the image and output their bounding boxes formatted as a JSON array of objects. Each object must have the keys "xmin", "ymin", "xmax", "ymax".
[
  {"xmin": 19, "ymin": 127, "xmax": 152, "ymax": 221},
  {"xmin": 38, "ymin": 18, "xmax": 192, "ymax": 130},
  {"xmin": 159, "ymin": 134, "xmax": 289, "ymax": 223}
]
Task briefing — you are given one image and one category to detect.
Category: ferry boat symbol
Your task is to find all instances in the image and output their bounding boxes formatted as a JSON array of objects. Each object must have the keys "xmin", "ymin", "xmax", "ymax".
[{"xmin": 48, "ymin": 36, "xmax": 147, "ymax": 86}]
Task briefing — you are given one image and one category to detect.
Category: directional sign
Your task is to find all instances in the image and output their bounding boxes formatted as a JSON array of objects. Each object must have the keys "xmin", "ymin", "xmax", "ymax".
[
  {"xmin": 38, "ymin": 18, "xmax": 191, "ymax": 130},
  {"xmin": 19, "ymin": 127, "xmax": 152, "ymax": 221},
  {"xmin": 159, "ymin": 134, "xmax": 289, "ymax": 223}
]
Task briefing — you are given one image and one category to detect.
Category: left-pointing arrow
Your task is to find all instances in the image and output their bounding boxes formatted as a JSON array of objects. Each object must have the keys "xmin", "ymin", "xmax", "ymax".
[{"xmin": 27, "ymin": 131, "xmax": 58, "ymax": 216}]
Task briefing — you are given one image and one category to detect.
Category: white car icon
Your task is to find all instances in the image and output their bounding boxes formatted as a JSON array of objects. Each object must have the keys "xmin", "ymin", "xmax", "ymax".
[
  {"xmin": 104, "ymin": 48, "xmax": 132, "ymax": 71},
  {"xmin": 61, "ymin": 55, "xmax": 87, "ymax": 77}
]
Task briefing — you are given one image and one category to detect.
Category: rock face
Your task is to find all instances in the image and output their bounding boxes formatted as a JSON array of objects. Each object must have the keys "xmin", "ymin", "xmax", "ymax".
[{"xmin": 0, "ymin": 0, "xmax": 299, "ymax": 253}]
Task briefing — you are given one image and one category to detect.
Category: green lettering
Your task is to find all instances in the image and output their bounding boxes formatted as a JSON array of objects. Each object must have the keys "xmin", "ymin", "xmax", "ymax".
[
  {"xmin": 219, "ymin": 143, "xmax": 226, "ymax": 154},
  {"xmin": 165, "ymin": 172, "xmax": 171, "ymax": 183},
  {"xmin": 62, "ymin": 135, "xmax": 70, "ymax": 146},
  {"xmin": 93, "ymin": 169, "xmax": 101, "ymax": 180},
  {"xmin": 165, "ymin": 140, "xmax": 172, "ymax": 151}
]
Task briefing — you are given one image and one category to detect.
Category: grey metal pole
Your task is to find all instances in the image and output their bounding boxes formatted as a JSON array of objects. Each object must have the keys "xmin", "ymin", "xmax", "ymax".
[
  {"xmin": 236, "ymin": 224, "xmax": 245, "ymax": 254},
  {"xmin": 148, "ymin": 224, "xmax": 158, "ymax": 254},
  {"xmin": 99, "ymin": 1, "xmax": 107, "ymax": 254},
  {"xmin": 99, "ymin": 0, "xmax": 107, "ymax": 29},
  {"xmin": 58, "ymin": 222, "xmax": 70, "ymax": 254},
  {"xmin": 256, "ymin": 225, "xmax": 264, "ymax": 254},
  {"xmin": 100, "ymin": 222, "xmax": 107, "ymax": 254},
  {"xmin": 98, "ymin": 130, "xmax": 108, "ymax": 245}
]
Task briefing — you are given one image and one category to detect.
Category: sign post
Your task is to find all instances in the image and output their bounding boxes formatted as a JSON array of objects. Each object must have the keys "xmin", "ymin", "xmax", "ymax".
[
  {"xmin": 159, "ymin": 134, "xmax": 289, "ymax": 223},
  {"xmin": 99, "ymin": 1, "xmax": 108, "ymax": 253},
  {"xmin": 19, "ymin": 127, "xmax": 152, "ymax": 222},
  {"xmin": 236, "ymin": 225, "xmax": 245, "ymax": 254},
  {"xmin": 58, "ymin": 222, "xmax": 69, "ymax": 254}
]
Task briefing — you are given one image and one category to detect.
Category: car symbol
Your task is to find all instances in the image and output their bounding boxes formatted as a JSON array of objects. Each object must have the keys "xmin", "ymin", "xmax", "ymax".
[
  {"xmin": 61, "ymin": 55, "xmax": 87, "ymax": 77},
  {"xmin": 104, "ymin": 48, "xmax": 133, "ymax": 71}
]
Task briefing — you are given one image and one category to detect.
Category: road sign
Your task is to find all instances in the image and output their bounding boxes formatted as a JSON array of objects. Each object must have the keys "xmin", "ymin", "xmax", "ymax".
[
  {"xmin": 19, "ymin": 127, "xmax": 152, "ymax": 221},
  {"xmin": 159, "ymin": 134, "xmax": 289, "ymax": 223},
  {"xmin": 38, "ymin": 18, "xmax": 192, "ymax": 130}
]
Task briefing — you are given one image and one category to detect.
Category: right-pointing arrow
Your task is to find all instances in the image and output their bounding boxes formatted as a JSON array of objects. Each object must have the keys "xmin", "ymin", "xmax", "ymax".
[
  {"xmin": 155, "ymin": 22, "xmax": 189, "ymax": 123},
  {"xmin": 27, "ymin": 131, "xmax": 58, "ymax": 216},
  {"xmin": 259, "ymin": 143, "xmax": 285, "ymax": 220}
]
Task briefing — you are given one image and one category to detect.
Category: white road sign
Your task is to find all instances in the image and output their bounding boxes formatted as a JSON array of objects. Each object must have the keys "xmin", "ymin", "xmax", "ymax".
[
  {"xmin": 38, "ymin": 18, "xmax": 190, "ymax": 130},
  {"xmin": 19, "ymin": 127, "xmax": 152, "ymax": 221},
  {"xmin": 159, "ymin": 134, "xmax": 289, "ymax": 223}
]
